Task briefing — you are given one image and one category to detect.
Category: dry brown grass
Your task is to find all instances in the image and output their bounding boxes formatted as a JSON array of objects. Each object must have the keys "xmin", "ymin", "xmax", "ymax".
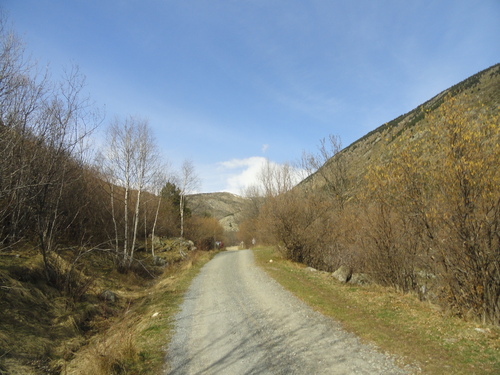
[
  {"xmin": 64, "ymin": 249, "xmax": 217, "ymax": 375},
  {"xmin": 0, "ymin": 237, "xmax": 217, "ymax": 375},
  {"xmin": 65, "ymin": 319, "xmax": 138, "ymax": 375}
]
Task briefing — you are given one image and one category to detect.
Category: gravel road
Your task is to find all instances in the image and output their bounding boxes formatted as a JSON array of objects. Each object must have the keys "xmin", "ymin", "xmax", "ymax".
[{"xmin": 165, "ymin": 250, "xmax": 408, "ymax": 374}]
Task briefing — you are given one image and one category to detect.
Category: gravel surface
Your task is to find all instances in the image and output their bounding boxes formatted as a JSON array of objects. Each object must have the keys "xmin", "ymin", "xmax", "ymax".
[{"xmin": 165, "ymin": 250, "xmax": 408, "ymax": 374}]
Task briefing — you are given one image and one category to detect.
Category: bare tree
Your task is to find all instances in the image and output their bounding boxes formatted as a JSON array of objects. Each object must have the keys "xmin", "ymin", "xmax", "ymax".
[
  {"xmin": 33, "ymin": 66, "xmax": 99, "ymax": 274},
  {"xmin": 300, "ymin": 134, "xmax": 350, "ymax": 209},
  {"xmin": 237, "ymin": 184, "xmax": 265, "ymax": 248},
  {"xmin": 256, "ymin": 160, "xmax": 321, "ymax": 262},
  {"xmin": 178, "ymin": 159, "xmax": 199, "ymax": 240},
  {"xmin": 0, "ymin": 15, "xmax": 48, "ymax": 244},
  {"xmin": 104, "ymin": 117, "xmax": 134, "ymax": 266},
  {"xmin": 0, "ymin": 13, "xmax": 108, "ymax": 290},
  {"xmin": 129, "ymin": 119, "xmax": 162, "ymax": 264},
  {"xmin": 0, "ymin": 16, "xmax": 99, "ymax": 272},
  {"xmin": 259, "ymin": 159, "xmax": 297, "ymax": 198},
  {"xmin": 149, "ymin": 170, "xmax": 169, "ymax": 257},
  {"xmin": 102, "ymin": 116, "xmax": 160, "ymax": 268}
]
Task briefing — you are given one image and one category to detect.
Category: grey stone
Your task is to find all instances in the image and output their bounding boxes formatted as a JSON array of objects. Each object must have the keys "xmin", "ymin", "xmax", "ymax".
[
  {"xmin": 100, "ymin": 289, "xmax": 117, "ymax": 303},
  {"xmin": 332, "ymin": 265, "xmax": 352, "ymax": 283},
  {"xmin": 153, "ymin": 256, "xmax": 166, "ymax": 266}
]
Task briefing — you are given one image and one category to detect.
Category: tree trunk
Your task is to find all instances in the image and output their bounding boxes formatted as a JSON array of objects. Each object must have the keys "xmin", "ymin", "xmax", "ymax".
[
  {"xmin": 110, "ymin": 183, "xmax": 120, "ymax": 254},
  {"xmin": 151, "ymin": 195, "xmax": 161, "ymax": 257},
  {"xmin": 129, "ymin": 188, "xmax": 142, "ymax": 267}
]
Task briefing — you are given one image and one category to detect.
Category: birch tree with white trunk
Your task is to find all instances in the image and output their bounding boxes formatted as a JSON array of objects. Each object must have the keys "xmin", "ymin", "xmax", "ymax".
[
  {"xmin": 103, "ymin": 115, "xmax": 160, "ymax": 268},
  {"xmin": 176, "ymin": 160, "xmax": 199, "ymax": 256},
  {"xmin": 149, "ymin": 171, "xmax": 168, "ymax": 257}
]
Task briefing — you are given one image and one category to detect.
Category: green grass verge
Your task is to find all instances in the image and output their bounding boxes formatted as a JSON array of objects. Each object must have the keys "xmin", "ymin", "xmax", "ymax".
[{"xmin": 253, "ymin": 247, "xmax": 500, "ymax": 375}]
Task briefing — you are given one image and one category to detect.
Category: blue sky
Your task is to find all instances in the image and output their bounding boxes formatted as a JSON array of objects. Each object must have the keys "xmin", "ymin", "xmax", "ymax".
[{"xmin": 3, "ymin": 0, "xmax": 499, "ymax": 194}]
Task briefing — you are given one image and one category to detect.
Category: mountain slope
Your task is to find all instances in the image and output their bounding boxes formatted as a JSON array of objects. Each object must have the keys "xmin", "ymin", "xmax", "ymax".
[
  {"xmin": 300, "ymin": 63, "xmax": 500, "ymax": 191},
  {"xmin": 188, "ymin": 192, "xmax": 248, "ymax": 232}
]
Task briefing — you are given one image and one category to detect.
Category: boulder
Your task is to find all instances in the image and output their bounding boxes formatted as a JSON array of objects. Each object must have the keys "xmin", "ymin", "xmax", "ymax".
[
  {"xmin": 170, "ymin": 238, "xmax": 195, "ymax": 251},
  {"xmin": 153, "ymin": 256, "xmax": 166, "ymax": 266},
  {"xmin": 332, "ymin": 265, "xmax": 352, "ymax": 283},
  {"xmin": 150, "ymin": 234, "xmax": 163, "ymax": 247},
  {"xmin": 100, "ymin": 289, "xmax": 117, "ymax": 303}
]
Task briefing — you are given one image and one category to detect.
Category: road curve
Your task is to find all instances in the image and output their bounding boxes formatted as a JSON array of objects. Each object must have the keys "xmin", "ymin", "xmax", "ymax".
[{"xmin": 165, "ymin": 250, "xmax": 407, "ymax": 375}]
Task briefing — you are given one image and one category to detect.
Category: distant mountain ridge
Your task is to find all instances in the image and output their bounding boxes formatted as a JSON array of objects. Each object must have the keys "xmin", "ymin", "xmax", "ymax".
[{"xmin": 188, "ymin": 192, "xmax": 248, "ymax": 232}]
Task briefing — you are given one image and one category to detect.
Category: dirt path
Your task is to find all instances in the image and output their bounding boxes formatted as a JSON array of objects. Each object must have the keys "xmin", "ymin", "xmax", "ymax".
[{"xmin": 165, "ymin": 250, "xmax": 408, "ymax": 374}]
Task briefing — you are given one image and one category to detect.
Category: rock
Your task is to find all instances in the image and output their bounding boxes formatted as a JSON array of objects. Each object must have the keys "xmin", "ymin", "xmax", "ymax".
[
  {"xmin": 100, "ymin": 289, "xmax": 117, "ymax": 303},
  {"xmin": 349, "ymin": 273, "xmax": 372, "ymax": 285},
  {"xmin": 153, "ymin": 256, "xmax": 166, "ymax": 266},
  {"xmin": 332, "ymin": 265, "xmax": 352, "ymax": 283},
  {"xmin": 159, "ymin": 244, "xmax": 171, "ymax": 252},
  {"xmin": 150, "ymin": 234, "xmax": 163, "ymax": 247},
  {"xmin": 305, "ymin": 267, "xmax": 317, "ymax": 272},
  {"xmin": 474, "ymin": 327, "xmax": 490, "ymax": 334},
  {"xmin": 171, "ymin": 238, "xmax": 195, "ymax": 251}
]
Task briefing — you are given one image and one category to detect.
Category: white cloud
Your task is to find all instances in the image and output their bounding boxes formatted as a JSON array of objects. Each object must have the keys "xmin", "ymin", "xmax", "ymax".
[
  {"xmin": 214, "ymin": 156, "xmax": 306, "ymax": 195},
  {"xmin": 218, "ymin": 156, "xmax": 268, "ymax": 194},
  {"xmin": 261, "ymin": 144, "xmax": 269, "ymax": 153},
  {"xmin": 201, "ymin": 156, "xmax": 308, "ymax": 195}
]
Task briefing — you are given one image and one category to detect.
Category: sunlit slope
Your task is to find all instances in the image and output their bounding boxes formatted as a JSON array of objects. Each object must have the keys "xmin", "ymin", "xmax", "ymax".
[{"xmin": 299, "ymin": 63, "xmax": 500, "ymax": 192}]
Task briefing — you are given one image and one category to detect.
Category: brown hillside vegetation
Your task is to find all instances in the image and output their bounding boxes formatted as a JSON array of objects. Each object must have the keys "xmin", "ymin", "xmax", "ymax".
[
  {"xmin": 242, "ymin": 63, "xmax": 500, "ymax": 325},
  {"xmin": 188, "ymin": 192, "xmax": 250, "ymax": 247}
]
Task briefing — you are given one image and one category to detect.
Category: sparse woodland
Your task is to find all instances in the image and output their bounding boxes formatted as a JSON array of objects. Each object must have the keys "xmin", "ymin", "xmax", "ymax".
[
  {"xmin": 239, "ymin": 70, "xmax": 500, "ymax": 325},
  {"xmin": 0, "ymin": 13, "xmax": 222, "ymax": 274},
  {"xmin": 0, "ymin": 14, "xmax": 226, "ymax": 373}
]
